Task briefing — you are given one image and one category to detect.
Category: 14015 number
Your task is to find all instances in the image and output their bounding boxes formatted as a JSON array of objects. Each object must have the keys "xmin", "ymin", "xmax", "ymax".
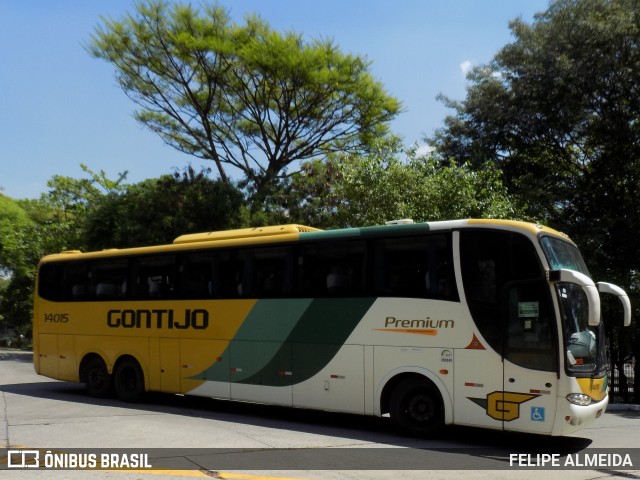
[{"xmin": 44, "ymin": 313, "xmax": 69, "ymax": 323}]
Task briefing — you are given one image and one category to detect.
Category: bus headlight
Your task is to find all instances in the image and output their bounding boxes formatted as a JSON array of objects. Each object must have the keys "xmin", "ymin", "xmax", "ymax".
[{"xmin": 566, "ymin": 393, "xmax": 592, "ymax": 406}]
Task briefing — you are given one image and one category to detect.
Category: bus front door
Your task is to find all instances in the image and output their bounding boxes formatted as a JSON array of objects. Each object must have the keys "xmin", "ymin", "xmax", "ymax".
[
  {"xmin": 455, "ymin": 282, "xmax": 558, "ymax": 435},
  {"xmin": 501, "ymin": 279, "xmax": 558, "ymax": 434},
  {"xmin": 457, "ymin": 230, "xmax": 558, "ymax": 434}
]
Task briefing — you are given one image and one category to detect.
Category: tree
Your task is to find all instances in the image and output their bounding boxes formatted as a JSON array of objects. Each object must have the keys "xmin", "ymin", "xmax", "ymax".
[
  {"xmin": 0, "ymin": 194, "xmax": 33, "ymax": 276},
  {"xmin": 88, "ymin": 0, "xmax": 401, "ymax": 202},
  {"xmin": 280, "ymin": 139, "xmax": 520, "ymax": 229},
  {"xmin": 431, "ymin": 0, "xmax": 640, "ymax": 400},
  {"xmin": 85, "ymin": 167, "xmax": 247, "ymax": 249},
  {"xmin": 0, "ymin": 166, "xmax": 127, "ymax": 340},
  {"xmin": 433, "ymin": 0, "xmax": 640, "ymax": 224}
]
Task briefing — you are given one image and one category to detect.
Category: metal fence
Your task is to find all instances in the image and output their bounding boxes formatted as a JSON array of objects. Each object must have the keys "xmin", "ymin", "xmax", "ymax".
[{"xmin": 608, "ymin": 359, "xmax": 636, "ymax": 403}]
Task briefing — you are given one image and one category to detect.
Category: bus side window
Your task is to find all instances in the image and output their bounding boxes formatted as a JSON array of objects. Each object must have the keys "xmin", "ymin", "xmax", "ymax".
[
  {"xmin": 64, "ymin": 262, "xmax": 88, "ymax": 301},
  {"xmin": 132, "ymin": 256, "xmax": 175, "ymax": 300},
  {"xmin": 38, "ymin": 263, "xmax": 62, "ymax": 302},
  {"xmin": 460, "ymin": 230, "xmax": 555, "ymax": 371},
  {"xmin": 374, "ymin": 237, "xmax": 427, "ymax": 297},
  {"xmin": 296, "ymin": 244, "xmax": 323, "ymax": 296},
  {"xmin": 38, "ymin": 262, "xmax": 89, "ymax": 302},
  {"xmin": 240, "ymin": 246, "xmax": 292, "ymax": 298},
  {"xmin": 296, "ymin": 241, "xmax": 366, "ymax": 297},
  {"xmin": 460, "ymin": 231, "xmax": 509, "ymax": 353},
  {"xmin": 206, "ymin": 250, "xmax": 243, "ymax": 298},
  {"xmin": 373, "ymin": 234, "xmax": 457, "ymax": 300},
  {"xmin": 90, "ymin": 259, "xmax": 128, "ymax": 300},
  {"xmin": 181, "ymin": 253, "xmax": 214, "ymax": 298}
]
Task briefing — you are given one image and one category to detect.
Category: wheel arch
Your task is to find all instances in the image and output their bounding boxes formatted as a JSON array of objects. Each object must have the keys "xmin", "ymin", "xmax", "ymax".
[{"xmin": 377, "ymin": 368, "xmax": 453, "ymax": 425}]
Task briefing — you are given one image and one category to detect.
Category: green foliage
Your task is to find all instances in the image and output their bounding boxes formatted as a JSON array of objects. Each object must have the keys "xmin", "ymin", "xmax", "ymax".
[
  {"xmin": 0, "ymin": 166, "xmax": 128, "ymax": 338},
  {"xmin": 431, "ymin": 0, "xmax": 640, "ymax": 398},
  {"xmin": 0, "ymin": 273, "xmax": 34, "ymax": 340},
  {"xmin": 281, "ymin": 139, "xmax": 519, "ymax": 229},
  {"xmin": 431, "ymin": 0, "xmax": 640, "ymax": 274},
  {"xmin": 88, "ymin": 0, "xmax": 401, "ymax": 202},
  {"xmin": 84, "ymin": 166, "xmax": 247, "ymax": 249},
  {"xmin": 0, "ymin": 194, "xmax": 33, "ymax": 276},
  {"xmin": 1, "ymin": 164, "xmax": 249, "ymax": 338},
  {"xmin": 433, "ymin": 0, "xmax": 640, "ymax": 225}
]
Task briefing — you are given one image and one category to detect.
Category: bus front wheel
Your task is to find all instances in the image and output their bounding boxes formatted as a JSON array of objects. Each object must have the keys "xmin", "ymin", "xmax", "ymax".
[
  {"xmin": 81, "ymin": 356, "xmax": 113, "ymax": 398},
  {"xmin": 389, "ymin": 378, "xmax": 443, "ymax": 435},
  {"xmin": 114, "ymin": 357, "xmax": 145, "ymax": 403}
]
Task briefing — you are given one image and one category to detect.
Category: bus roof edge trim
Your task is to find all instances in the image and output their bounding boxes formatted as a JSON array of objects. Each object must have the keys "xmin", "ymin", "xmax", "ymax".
[{"xmin": 173, "ymin": 224, "xmax": 323, "ymax": 245}]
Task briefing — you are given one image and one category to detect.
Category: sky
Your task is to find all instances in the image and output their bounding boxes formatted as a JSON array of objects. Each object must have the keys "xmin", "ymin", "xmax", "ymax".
[{"xmin": 0, "ymin": 0, "xmax": 550, "ymax": 200}]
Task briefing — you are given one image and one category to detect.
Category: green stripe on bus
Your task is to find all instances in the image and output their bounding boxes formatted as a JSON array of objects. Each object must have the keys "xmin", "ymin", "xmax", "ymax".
[
  {"xmin": 239, "ymin": 297, "xmax": 376, "ymax": 386},
  {"xmin": 191, "ymin": 299, "xmax": 312, "ymax": 383},
  {"xmin": 192, "ymin": 297, "xmax": 376, "ymax": 387}
]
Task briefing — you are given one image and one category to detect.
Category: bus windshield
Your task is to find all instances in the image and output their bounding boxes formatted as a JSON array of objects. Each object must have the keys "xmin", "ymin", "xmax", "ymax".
[
  {"xmin": 541, "ymin": 236, "xmax": 606, "ymax": 375},
  {"xmin": 540, "ymin": 236, "xmax": 590, "ymax": 276},
  {"xmin": 555, "ymin": 282, "xmax": 607, "ymax": 375}
]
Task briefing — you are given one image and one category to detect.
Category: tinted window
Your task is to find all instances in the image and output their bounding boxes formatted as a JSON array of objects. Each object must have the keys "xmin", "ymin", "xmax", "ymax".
[
  {"xmin": 296, "ymin": 241, "xmax": 366, "ymax": 297},
  {"xmin": 39, "ymin": 261, "xmax": 87, "ymax": 302},
  {"xmin": 90, "ymin": 259, "xmax": 129, "ymax": 300},
  {"xmin": 180, "ymin": 252, "xmax": 215, "ymax": 298},
  {"xmin": 540, "ymin": 236, "xmax": 590, "ymax": 276},
  {"xmin": 239, "ymin": 246, "xmax": 292, "ymax": 297},
  {"xmin": 132, "ymin": 256, "xmax": 175, "ymax": 299},
  {"xmin": 180, "ymin": 250, "xmax": 243, "ymax": 298},
  {"xmin": 460, "ymin": 230, "xmax": 556, "ymax": 371},
  {"xmin": 373, "ymin": 235, "xmax": 457, "ymax": 300},
  {"xmin": 505, "ymin": 280, "xmax": 556, "ymax": 371}
]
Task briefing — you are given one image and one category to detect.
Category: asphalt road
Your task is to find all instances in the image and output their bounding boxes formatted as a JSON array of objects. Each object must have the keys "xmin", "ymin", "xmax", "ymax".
[{"xmin": 1, "ymin": 348, "xmax": 639, "ymax": 480}]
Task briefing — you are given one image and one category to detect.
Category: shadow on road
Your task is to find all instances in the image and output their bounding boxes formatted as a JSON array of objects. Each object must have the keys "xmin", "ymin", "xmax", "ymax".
[
  {"xmin": 0, "ymin": 350, "xmax": 33, "ymax": 363},
  {"xmin": 0, "ymin": 353, "xmax": 598, "ymax": 469}
]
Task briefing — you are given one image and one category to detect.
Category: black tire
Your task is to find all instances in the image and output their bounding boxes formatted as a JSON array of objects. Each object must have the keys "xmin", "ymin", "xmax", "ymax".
[
  {"xmin": 81, "ymin": 356, "xmax": 113, "ymax": 398},
  {"xmin": 113, "ymin": 357, "xmax": 145, "ymax": 403},
  {"xmin": 389, "ymin": 378, "xmax": 443, "ymax": 435}
]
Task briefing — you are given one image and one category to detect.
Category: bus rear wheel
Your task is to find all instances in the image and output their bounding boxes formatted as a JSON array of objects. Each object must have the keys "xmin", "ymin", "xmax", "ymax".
[
  {"xmin": 114, "ymin": 357, "xmax": 145, "ymax": 403},
  {"xmin": 389, "ymin": 378, "xmax": 443, "ymax": 435},
  {"xmin": 81, "ymin": 356, "xmax": 113, "ymax": 398}
]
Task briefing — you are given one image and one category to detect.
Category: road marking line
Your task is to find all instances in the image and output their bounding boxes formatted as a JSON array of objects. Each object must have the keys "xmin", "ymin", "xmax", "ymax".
[
  {"xmin": 112, "ymin": 470, "xmax": 304, "ymax": 479},
  {"xmin": 111, "ymin": 471, "xmax": 211, "ymax": 477}
]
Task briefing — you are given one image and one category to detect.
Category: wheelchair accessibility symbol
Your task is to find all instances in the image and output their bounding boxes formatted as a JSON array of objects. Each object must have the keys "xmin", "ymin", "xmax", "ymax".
[{"xmin": 531, "ymin": 407, "xmax": 545, "ymax": 422}]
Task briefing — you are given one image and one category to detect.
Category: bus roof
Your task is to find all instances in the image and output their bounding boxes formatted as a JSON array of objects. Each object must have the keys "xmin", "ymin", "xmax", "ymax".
[
  {"xmin": 39, "ymin": 219, "xmax": 571, "ymax": 263},
  {"xmin": 173, "ymin": 224, "xmax": 322, "ymax": 244}
]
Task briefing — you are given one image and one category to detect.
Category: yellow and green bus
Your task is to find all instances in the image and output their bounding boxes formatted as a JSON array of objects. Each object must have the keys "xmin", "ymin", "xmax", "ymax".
[{"xmin": 33, "ymin": 219, "xmax": 631, "ymax": 435}]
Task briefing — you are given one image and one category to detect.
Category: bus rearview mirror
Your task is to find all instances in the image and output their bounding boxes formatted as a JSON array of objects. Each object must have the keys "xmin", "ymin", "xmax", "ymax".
[
  {"xmin": 548, "ymin": 269, "xmax": 601, "ymax": 326},
  {"xmin": 597, "ymin": 282, "xmax": 632, "ymax": 327}
]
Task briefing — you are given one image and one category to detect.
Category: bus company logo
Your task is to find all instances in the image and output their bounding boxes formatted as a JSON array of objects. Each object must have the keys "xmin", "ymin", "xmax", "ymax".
[
  {"xmin": 374, "ymin": 317, "xmax": 455, "ymax": 336},
  {"xmin": 6, "ymin": 449, "xmax": 152, "ymax": 470},
  {"xmin": 107, "ymin": 309, "xmax": 209, "ymax": 330},
  {"xmin": 7, "ymin": 450, "xmax": 40, "ymax": 468},
  {"xmin": 441, "ymin": 350, "xmax": 453, "ymax": 363},
  {"xmin": 468, "ymin": 391, "xmax": 539, "ymax": 421}
]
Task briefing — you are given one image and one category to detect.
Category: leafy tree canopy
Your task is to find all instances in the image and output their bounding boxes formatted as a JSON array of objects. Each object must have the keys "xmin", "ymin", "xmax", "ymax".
[
  {"xmin": 431, "ymin": 0, "xmax": 640, "ymax": 276},
  {"xmin": 85, "ymin": 166, "xmax": 247, "ymax": 249},
  {"xmin": 432, "ymin": 0, "xmax": 640, "ymax": 227},
  {"xmin": 430, "ymin": 0, "xmax": 640, "ymax": 391},
  {"xmin": 0, "ymin": 194, "xmax": 32, "ymax": 276},
  {"xmin": 88, "ymin": 0, "xmax": 401, "ymax": 202},
  {"xmin": 280, "ymin": 140, "xmax": 520, "ymax": 229}
]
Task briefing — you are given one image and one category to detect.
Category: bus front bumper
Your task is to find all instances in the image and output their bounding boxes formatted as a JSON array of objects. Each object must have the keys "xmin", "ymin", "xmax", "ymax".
[{"xmin": 552, "ymin": 394, "xmax": 608, "ymax": 436}]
